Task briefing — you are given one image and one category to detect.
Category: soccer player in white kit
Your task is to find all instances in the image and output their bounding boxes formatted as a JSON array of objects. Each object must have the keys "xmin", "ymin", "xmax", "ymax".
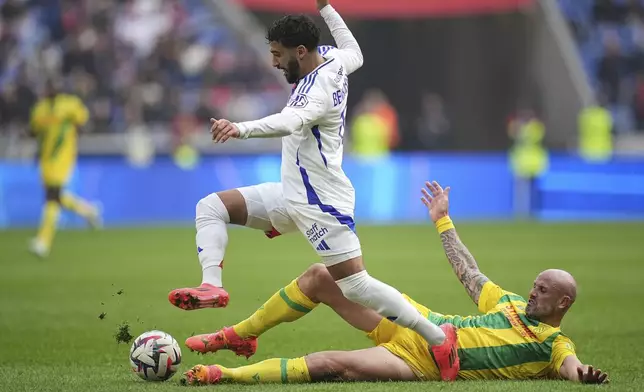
[{"xmin": 169, "ymin": 0, "xmax": 458, "ymax": 379}]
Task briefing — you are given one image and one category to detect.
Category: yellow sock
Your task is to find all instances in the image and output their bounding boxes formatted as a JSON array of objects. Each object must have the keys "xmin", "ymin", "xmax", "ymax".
[
  {"xmin": 218, "ymin": 357, "xmax": 310, "ymax": 384},
  {"xmin": 233, "ymin": 279, "xmax": 318, "ymax": 338},
  {"xmin": 36, "ymin": 201, "xmax": 61, "ymax": 249},
  {"xmin": 60, "ymin": 193, "xmax": 95, "ymax": 218}
]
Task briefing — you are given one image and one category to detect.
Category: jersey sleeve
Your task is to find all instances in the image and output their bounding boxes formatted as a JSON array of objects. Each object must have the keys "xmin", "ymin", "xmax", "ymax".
[
  {"xmin": 477, "ymin": 281, "xmax": 522, "ymax": 313},
  {"xmin": 236, "ymin": 85, "xmax": 328, "ymax": 139},
  {"xmin": 319, "ymin": 5, "xmax": 363, "ymax": 75},
  {"xmin": 549, "ymin": 335, "xmax": 577, "ymax": 377}
]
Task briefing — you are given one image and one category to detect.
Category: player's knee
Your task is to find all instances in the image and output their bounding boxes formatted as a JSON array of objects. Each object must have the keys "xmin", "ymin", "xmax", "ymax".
[
  {"xmin": 304, "ymin": 263, "xmax": 330, "ymax": 283},
  {"xmin": 298, "ymin": 264, "xmax": 332, "ymax": 300},
  {"xmin": 196, "ymin": 193, "xmax": 230, "ymax": 223},
  {"xmin": 335, "ymin": 270, "xmax": 371, "ymax": 305},
  {"xmin": 45, "ymin": 186, "xmax": 61, "ymax": 203},
  {"xmin": 201, "ymin": 189, "xmax": 247, "ymax": 226}
]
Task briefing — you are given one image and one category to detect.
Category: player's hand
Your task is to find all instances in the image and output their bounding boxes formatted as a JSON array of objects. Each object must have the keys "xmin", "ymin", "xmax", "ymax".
[
  {"xmin": 420, "ymin": 180, "xmax": 451, "ymax": 223},
  {"xmin": 577, "ymin": 365, "xmax": 609, "ymax": 384},
  {"xmin": 316, "ymin": 0, "xmax": 330, "ymax": 10},
  {"xmin": 210, "ymin": 118, "xmax": 240, "ymax": 144}
]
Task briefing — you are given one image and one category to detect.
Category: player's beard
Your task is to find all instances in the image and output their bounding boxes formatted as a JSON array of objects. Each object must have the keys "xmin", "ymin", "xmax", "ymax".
[
  {"xmin": 525, "ymin": 303, "xmax": 536, "ymax": 318},
  {"xmin": 283, "ymin": 57, "xmax": 301, "ymax": 84},
  {"xmin": 525, "ymin": 299, "xmax": 549, "ymax": 320}
]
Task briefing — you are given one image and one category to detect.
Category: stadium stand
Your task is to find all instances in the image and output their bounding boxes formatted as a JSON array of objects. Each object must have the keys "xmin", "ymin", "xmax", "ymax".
[
  {"xmin": 0, "ymin": 0, "xmax": 284, "ymax": 135},
  {"xmin": 559, "ymin": 0, "xmax": 644, "ymax": 133}
]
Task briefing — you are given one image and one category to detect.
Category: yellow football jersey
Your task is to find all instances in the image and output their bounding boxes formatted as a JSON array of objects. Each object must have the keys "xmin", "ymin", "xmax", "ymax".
[
  {"xmin": 429, "ymin": 281, "xmax": 577, "ymax": 380},
  {"xmin": 367, "ymin": 283, "xmax": 576, "ymax": 382},
  {"xmin": 30, "ymin": 94, "xmax": 89, "ymax": 185}
]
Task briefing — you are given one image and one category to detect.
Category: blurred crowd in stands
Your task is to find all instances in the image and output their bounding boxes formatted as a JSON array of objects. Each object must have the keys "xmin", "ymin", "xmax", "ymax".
[
  {"xmin": 560, "ymin": 0, "xmax": 644, "ymax": 133},
  {"xmin": 3, "ymin": 0, "xmax": 640, "ymax": 155},
  {"xmin": 0, "ymin": 0, "xmax": 284, "ymax": 141}
]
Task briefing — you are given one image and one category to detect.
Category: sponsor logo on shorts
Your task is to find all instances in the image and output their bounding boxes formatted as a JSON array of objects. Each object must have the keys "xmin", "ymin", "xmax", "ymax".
[
  {"xmin": 306, "ymin": 223, "xmax": 328, "ymax": 244},
  {"xmin": 316, "ymin": 240, "xmax": 331, "ymax": 251}
]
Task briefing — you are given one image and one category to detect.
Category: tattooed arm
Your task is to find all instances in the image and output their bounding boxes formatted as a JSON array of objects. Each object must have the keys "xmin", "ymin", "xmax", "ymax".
[
  {"xmin": 421, "ymin": 181, "xmax": 490, "ymax": 306},
  {"xmin": 439, "ymin": 228, "xmax": 490, "ymax": 305}
]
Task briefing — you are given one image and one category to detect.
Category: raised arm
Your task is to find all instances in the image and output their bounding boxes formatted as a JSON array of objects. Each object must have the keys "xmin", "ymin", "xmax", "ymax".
[
  {"xmin": 317, "ymin": 1, "xmax": 363, "ymax": 74},
  {"xmin": 421, "ymin": 181, "xmax": 490, "ymax": 305}
]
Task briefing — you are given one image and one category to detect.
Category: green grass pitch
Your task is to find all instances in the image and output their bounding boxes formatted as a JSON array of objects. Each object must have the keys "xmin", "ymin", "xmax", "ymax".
[{"xmin": 1, "ymin": 222, "xmax": 643, "ymax": 392}]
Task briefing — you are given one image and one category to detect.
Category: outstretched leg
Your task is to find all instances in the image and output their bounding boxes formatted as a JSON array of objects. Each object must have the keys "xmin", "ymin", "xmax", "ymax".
[
  {"xmin": 233, "ymin": 263, "xmax": 383, "ymax": 336},
  {"xmin": 185, "ymin": 264, "xmax": 382, "ymax": 356},
  {"xmin": 296, "ymin": 263, "xmax": 383, "ymax": 333},
  {"xmin": 186, "ymin": 262, "xmax": 459, "ymax": 381},
  {"xmin": 182, "ymin": 346, "xmax": 417, "ymax": 385},
  {"xmin": 60, "ymin": 191, "xmax": 101, "ymax": 228}
]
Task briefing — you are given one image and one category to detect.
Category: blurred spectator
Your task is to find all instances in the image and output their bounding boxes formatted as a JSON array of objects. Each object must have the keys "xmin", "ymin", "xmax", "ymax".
[
  {"xmin": 633, "ymin": 72, "xmax": 644, "ymax": 127},
  {"xmin": 354, "ymin": 89, "xmax": 400, "ymax": 150},
  {"xmin": 350, "ymin": 90, "xmax": 396, "ymax": 159},
  {"xmin": 593, "ymin": 0, "xmax": 630, "ymax": 24},
  {"xmin": 0, "ymin": 72, "xmax": 35, "ymax": 133},
  {"xmin": 1, "ymin": 0, "xmax": 26, "ymax": 22},
  {"xmin": 125, "ymin": 104, "xmax": 155, "ymax": 168},
  {"xmin": 416, "ymin": 92, "xmax": 451, "ymax": 149},
  {"xmin": 560, "ymin": 0, "xmax": 644, "ymax": 133},
  {"xmin": 0, "ymin": 0, "xmax": 283, "ymax": 136},
  {"xmin": 362, "ymin": 89, "xmax": 400, "ymax": 149},
  {"xmin": 507, "ymin": 108, "xmax": 548, "ymax": 178},
  {"xmin": 579, "ymin": 93, "xmax": 613, "ymax": 162},
  {"xmin": 598, "ymin": 33, "xmax": 631, "ymax": 105}
]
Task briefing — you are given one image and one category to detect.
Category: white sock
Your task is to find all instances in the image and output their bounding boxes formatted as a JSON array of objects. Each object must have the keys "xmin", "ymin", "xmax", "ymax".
[
  {"xmin": 202, "ymin": 265, "xmax": 222, "ymax": 288},
  {"xmin": 195, "ymin": 193, "xmax": 230, "ymax": 287},
  {"xmin": 336, "ymin": 270, "xmax": 446, "ymax": 346}
]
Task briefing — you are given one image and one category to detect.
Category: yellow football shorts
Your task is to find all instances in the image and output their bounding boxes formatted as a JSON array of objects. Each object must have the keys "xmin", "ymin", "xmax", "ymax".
[
  {"xmin": 366, "ymin": 294, "xmax": 441, "ymax": 381},
  {"xmin": 40, "ymin": 162, "xmax": 74, "ymax": 187}
]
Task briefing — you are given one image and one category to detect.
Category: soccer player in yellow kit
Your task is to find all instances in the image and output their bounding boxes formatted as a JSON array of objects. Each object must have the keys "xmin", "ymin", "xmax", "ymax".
[
  {"xmin": 29, "ymin": 80, "xmax": 101, "ymax": 257},
  {"xmin": 182, "ymin": 180, "xmax": 609, "ymax": 386}
]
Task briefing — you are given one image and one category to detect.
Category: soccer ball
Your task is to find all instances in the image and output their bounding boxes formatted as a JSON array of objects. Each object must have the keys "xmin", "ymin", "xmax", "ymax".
[{"xmin": 129, "ymin": 330, "xmax": 182, "ymax": 381}]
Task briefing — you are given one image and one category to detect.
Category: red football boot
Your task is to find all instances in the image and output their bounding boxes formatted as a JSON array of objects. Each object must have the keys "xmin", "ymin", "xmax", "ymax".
[
  {"xmin": 430, "ymin": 323, "xmax": 460, "ymax": 381},
  {"xmin": 168, "ymin": 283, "xmax": 229, "ymax": 310},
  {"xmin": 182, "ymin": 365, "xmax": 222, "ymax": 386},
  {"xmin": 185, "ymin": 326, "xmax": 257, "ymax": 358}
]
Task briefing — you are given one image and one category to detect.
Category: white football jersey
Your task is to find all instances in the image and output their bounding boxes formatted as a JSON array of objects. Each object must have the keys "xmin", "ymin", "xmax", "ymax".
[
  {"xmin": 235, "ymin": 6, "xmax": 363, "ymax": 214},
  {"xmin": 280, "ymin": 45, "xmax": 358, "ymax": 210}
]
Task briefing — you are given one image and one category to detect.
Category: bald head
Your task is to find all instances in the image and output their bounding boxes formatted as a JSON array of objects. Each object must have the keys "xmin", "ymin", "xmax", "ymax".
[
  {"xmin": 539, "ymin": 269, "xmax": 577, "ymax": 304},
  {"xmin": 525, "ymin": 269, "xmax": 578, "ymax": 325}
]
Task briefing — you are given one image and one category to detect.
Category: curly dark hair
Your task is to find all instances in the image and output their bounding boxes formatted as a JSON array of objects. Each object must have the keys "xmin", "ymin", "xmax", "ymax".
[{"xmin": 266, "ymin": 15, "xmax": 320, "ymax": 51}]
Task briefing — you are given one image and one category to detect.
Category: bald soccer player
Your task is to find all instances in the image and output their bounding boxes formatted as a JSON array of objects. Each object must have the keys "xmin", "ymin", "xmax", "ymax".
[{"xmin": 181, "ymin": 181, "xmax": 609, "ymax": 385}]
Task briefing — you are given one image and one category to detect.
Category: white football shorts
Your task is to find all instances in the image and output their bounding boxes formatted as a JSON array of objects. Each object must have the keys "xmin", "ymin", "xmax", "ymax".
[{"xmin": 237, "ymin": 182, "xmax": 362, "ymax": 266}]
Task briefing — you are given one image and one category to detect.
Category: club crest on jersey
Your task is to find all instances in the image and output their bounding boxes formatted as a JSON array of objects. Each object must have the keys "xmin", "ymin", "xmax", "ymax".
[{"xmin": 287, "ymin": 93, "xmax": 309, "ymax": 108}]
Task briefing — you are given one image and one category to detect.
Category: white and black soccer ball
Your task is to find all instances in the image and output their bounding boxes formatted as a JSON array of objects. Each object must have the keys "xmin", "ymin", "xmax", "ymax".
[{"xmin": 129, "ymin": 330, "xmax": 182, "ymax": 381}]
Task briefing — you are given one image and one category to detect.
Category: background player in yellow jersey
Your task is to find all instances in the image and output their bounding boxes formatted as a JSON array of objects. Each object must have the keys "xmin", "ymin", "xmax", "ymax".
[
  {"xmin": 182, "ymin": 180, "xmax": 609, "ymax": 386},
  {"xmin": 29, "ymin": 80, "xmax": 101, "ymax": 258}
]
